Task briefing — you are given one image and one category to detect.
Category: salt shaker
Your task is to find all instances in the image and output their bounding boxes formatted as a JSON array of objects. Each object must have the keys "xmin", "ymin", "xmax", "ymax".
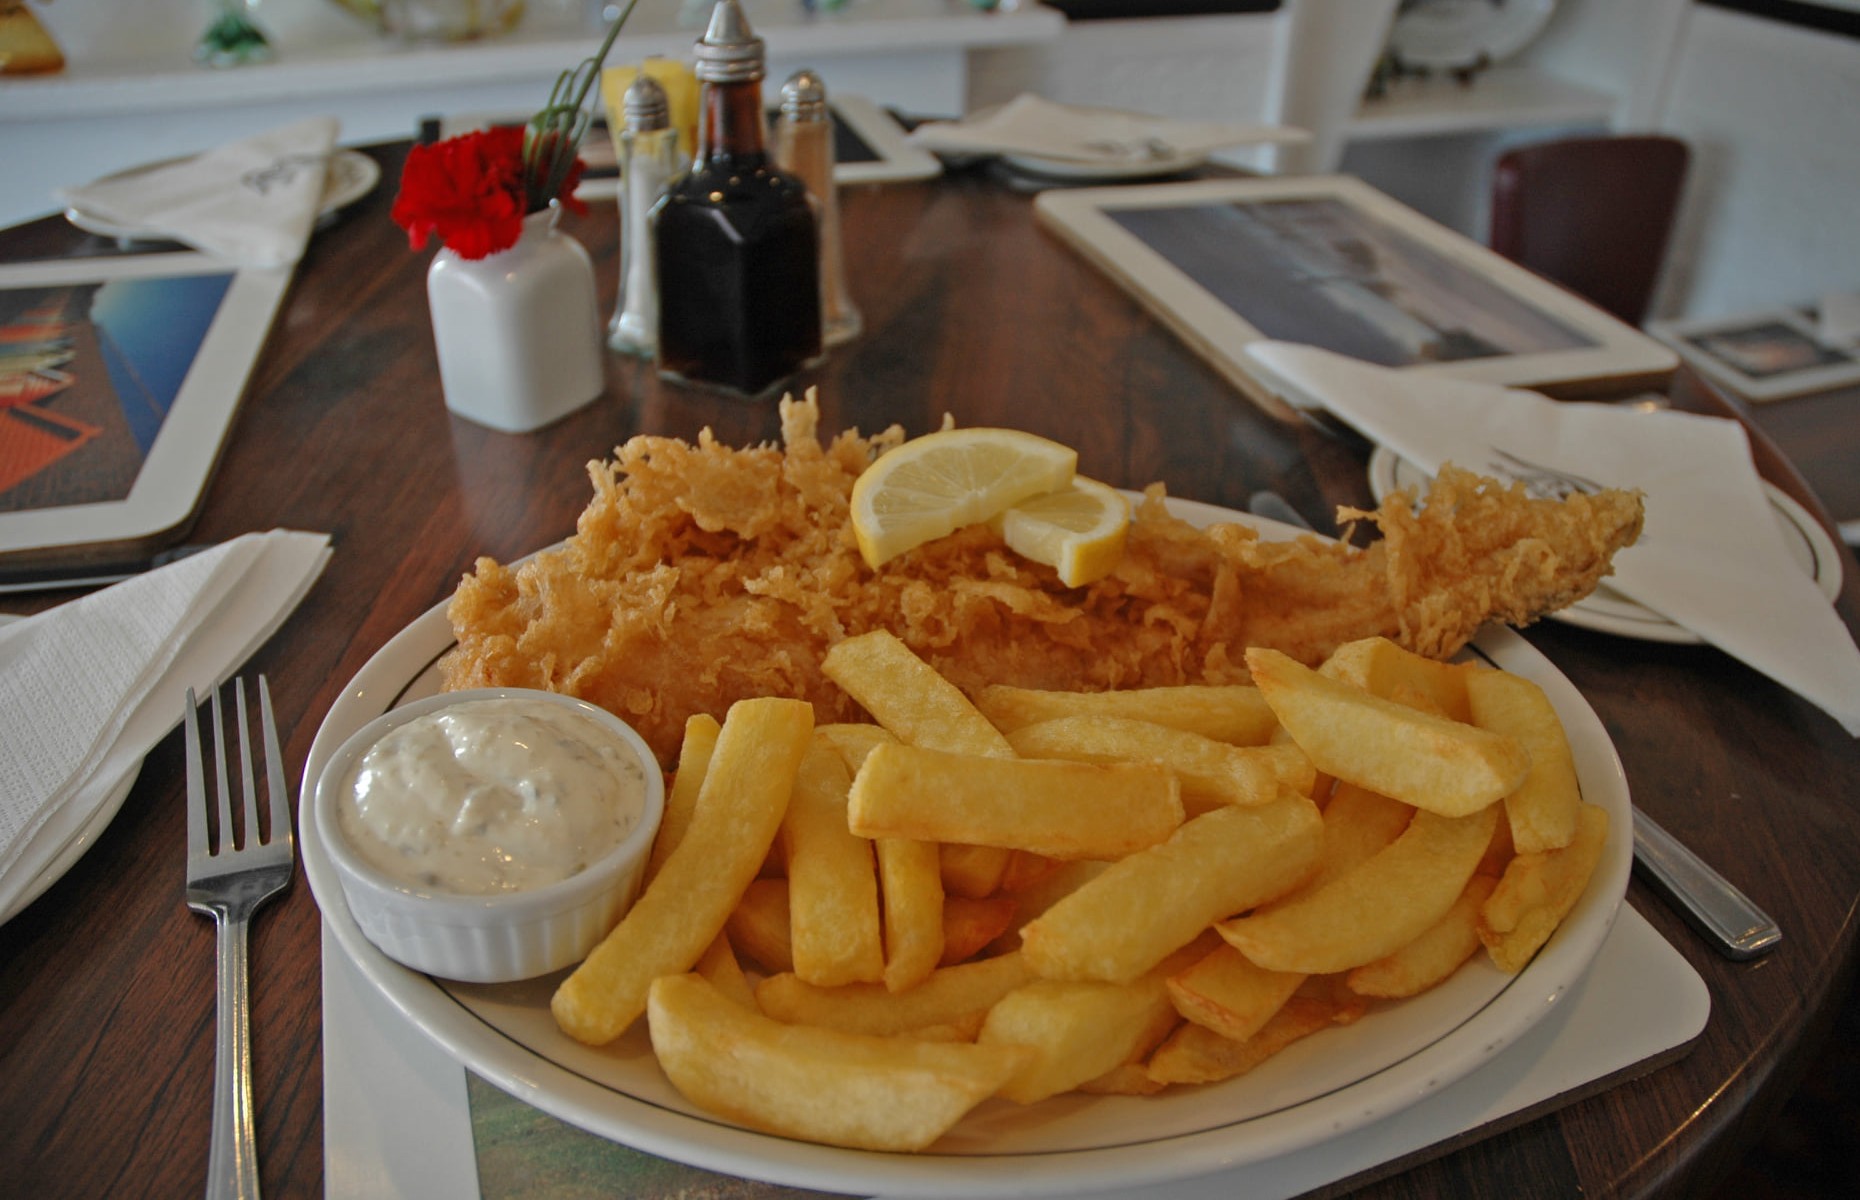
[
  {"xmin": 775, "ymin": 68, "xmax": 862, "ymax": 347},
  {"xmin": 609, "ymin": 73, "xmax": 682, "ymax": 358}
]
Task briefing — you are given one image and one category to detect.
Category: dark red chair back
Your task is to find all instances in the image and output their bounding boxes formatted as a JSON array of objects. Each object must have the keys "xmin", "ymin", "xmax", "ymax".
[{"xmin": 1489, "ymin": 135, "xmax": 1690, "ymax": 327}]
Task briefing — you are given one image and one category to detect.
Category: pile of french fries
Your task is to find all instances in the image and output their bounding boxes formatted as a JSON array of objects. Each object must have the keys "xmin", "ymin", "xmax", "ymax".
[{"xmin": 548, "ymin": 630, "xmax": 1610, "ymax": 1153}]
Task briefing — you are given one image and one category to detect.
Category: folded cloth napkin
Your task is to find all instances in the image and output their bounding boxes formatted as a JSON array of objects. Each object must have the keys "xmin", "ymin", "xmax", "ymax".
[
  {"xmin": 56, "ymin": 117, "xmax": 340, "ymax": 267},
  {"xmin": 1243, "ymin": 341, "xmax": 1860, "ymax": 736},
  {"xmin": 910, "ymin": 93, "xmax": 1308, "ymax": 163},
  {"xmin": 0, "ymin": 530, "xmax": 332, "ymax": 919}
]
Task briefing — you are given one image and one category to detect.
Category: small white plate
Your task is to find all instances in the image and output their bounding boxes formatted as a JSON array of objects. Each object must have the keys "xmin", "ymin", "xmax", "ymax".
[
  {"xmin": 0, "ymin": 613, "xmax": 144, "ymax": 924},
  {"xmin": 65, "ymin": 149, "xmax": 381, "ymax": 243},
  {"xmin": 999, "ymin": 148, "xmax": 1209, "ymax": 183},
  {"xmin": 1368, "ymin": 445, "xmax": 1845, "ymax": 644}
]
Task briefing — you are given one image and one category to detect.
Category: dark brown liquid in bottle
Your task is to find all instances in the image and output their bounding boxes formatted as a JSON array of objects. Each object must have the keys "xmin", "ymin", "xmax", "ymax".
[{"xmin": 655, "ymin": 74, "xmax": 821, "ymax": 397}]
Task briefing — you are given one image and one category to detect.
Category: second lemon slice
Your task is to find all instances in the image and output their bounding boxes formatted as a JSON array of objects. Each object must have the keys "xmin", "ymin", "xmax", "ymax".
[
  {"xmin": 851, "ymin": 428, "xmax": 1078, "ymax": 569},
  {"xmin": 993, "ymin": 475, "xmax": 1130, "ymax": 587}
]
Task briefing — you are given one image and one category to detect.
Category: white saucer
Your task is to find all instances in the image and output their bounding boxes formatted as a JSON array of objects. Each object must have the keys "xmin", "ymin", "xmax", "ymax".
[
  {"xmin": 65, "ymin": 149, "xmax": 381, "ymax": 243},
  {"xmin": 1367, "ymin": 445, "xmax": 1845, "ymax": 644},
  {"xmin": 999, "ymin": 149, "xmax": 1209, "ymax": 182}
]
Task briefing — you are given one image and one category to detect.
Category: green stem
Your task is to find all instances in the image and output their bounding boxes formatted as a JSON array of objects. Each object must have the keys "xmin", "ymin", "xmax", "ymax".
[{"xmin": 524, "ymin": 0, "xmax": 642, "ymax": 211}]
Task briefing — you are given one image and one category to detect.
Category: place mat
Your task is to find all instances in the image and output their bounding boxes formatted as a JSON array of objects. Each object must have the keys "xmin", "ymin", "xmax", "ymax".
[{"xmin": 321, "ymin": 904, "xmax": 1706, "ymax": 1199}]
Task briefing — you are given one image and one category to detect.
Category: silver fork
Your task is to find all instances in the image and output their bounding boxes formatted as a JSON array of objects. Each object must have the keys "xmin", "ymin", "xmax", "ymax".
[{"xmin": 185, "ymin": 676, "xmax": 293, "ymax": 1200}]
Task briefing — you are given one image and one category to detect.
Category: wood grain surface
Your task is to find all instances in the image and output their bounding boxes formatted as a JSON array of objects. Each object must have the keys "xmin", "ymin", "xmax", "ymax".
[{"xmin": 2, "ymin": 141, "xmax": 1857, "ymax": 1200}]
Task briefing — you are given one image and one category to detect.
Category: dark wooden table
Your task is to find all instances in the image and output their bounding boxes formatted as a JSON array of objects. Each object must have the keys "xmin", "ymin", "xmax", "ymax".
[{"xmin": 3, "ymin": 141, "xmax": 1859, "ymax": 1200}]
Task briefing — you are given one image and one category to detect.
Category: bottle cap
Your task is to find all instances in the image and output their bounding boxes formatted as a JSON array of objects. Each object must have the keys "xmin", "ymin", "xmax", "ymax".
[
  {"xmin": 623, "ymin": 74, "xmax": 670, "ymax": 132},
  {"xmin": 780, "ymin": 69, "xmax": 828, "ymax": 122},
  {"xmin": 693, "ymin": 0, "xmax": 764, "ymax": 84}
]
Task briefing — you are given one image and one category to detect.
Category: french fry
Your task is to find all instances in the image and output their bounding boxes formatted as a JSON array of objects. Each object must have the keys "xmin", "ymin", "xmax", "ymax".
[
  {"xmin": 813, "ymin": 721, "xmax": 898, "ymax": 772},
  {"xmin": 553, "ymin": 698, "xmax": 813, "ymax": 1045},
  {"xmin": 975, "ymin": 682, "xmax": 1279, "ymax": 745},
  {"xmin": 849, "ymin": 743, "xmax": 1183, "ymax": 860},
  {"xmin": 1347, "ymin": 873, "xmax": 1499, "ymax": 998},
  {"xmin": 978, "ymin": 935, "xmax": 1217, "ymax": 1104},
  {"xmin": 1217, "ymin": 802, "xmax": 1499, "ymax": 975},
  {"xmin": 1246, "ymin": 648, "xmax": 1529, "ymax": 818},
  {"xmin": 644, "ymin": 713, "xmax": 721, "ymax": 886},
  {"xmin": 1319, "ymin": 636, "xmax": 1474, "ymax": 722},
  {"xmin": 1274, "ymin": 781, "xmax": 1413, "ymax": 905},
  {"xmin": 756, "ymin": 951, "xmax": 1036, "ymax": 1035},
  {"xmin": 985, "ymin": 859, "xmax": 1111, "ymax": 956},
  {"xmin": 725, "ymin": 877, "xmax": 794, "ymax": 974},
  {"xmin": 693, "ymin": 932, "xmax": 758, "ymax": 1008},
  {"xmin": 1480, "ymin": 803, "xmax": 1610, "ymax": 972},
  {"xmin": 876, "ymin": 836, "xmax": 944, "ymax": 993},
  {"xmin": 1005, "ymin": 715, "xmax": 1284, "ymax": 810},
  {"xmin": 1019, "ymin": 791, "xmax": 1324, "ymax": 983},
  {"xmin": 822, "ymin": 630, "xmax": 1014, "ymax": 758},
  {"xmin": 1078, "ymin": 1058, "xmax": 1171, "ymax": 1096},
  {"xmin": 648, "ymin": 973, "xmax": 1031, "ymax": 1153},
  {"xmin": 999, "ymin": 850, "xmax": 1063, "ymax": 893},
  {"xmin": 1146, "ymin": 994, "xmax": 1340, "ymax": 1086},
  {"xmin": 939, "ymin": 896, "xmax": 1018, "ymax": 965},
  {"xmin": 1465, "ymin": 669, "xmax": 1582, "ymax": 854},
  {"xmin": 1165, "ymin": 943, "xmax": 1306, "ymax": 1042},
  {"xmin": 782, "ymin": 739, "xmax": 884, "ymax": 987},
  {"xmin": 939, "ymin": 843, "xmax": 1014, "ymax": 899}
]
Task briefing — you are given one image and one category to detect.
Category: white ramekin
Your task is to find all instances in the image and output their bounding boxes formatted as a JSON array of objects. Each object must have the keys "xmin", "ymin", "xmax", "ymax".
[{"xmin": 312, "ymin": 688, "xmax": 665, "ymax": 983}]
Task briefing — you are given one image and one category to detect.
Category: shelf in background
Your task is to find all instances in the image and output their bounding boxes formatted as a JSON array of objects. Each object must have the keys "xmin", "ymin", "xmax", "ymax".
[{"xmin": 1347, "ymin": 66, "xmax": 1616, "ymax": 141}]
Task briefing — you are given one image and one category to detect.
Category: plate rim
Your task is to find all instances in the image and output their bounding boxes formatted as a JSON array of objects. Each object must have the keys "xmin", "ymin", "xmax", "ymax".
[
  {"xmin": 1366, "ymin": 444, "xmax": 1842, "ymax": 644},
  {"xmin": 300, "ymin": 501, "xmax": 1631, "ymax": 1196}
]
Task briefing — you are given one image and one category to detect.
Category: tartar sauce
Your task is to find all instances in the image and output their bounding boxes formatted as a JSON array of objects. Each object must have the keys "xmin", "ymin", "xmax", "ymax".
[{"xmin": 339, "ymin": 697, "xmax": 648, "ymax": 896}]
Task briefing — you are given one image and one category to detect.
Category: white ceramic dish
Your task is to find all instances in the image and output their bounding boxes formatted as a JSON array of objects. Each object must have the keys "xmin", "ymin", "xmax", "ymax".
[
  {"xmin": 299, "ymin": 500, "xmax": 1630, "ymax": 1198},
  {"xmin": 1387, "ymin": 0, "xmax": 1558, "ymax": 70},
  {"xmin": 1368, "ymin": 445, "xmax": 1844, "ymax": 644},
  {"xmin": 64, "ymin": 149, "xmax": 381, "ymax": 243},
  {"xmin": 312, "ymin": 688, "xmax": 665, "ymax": 984},
  {"xmin": 999, "ymin": 149, "xmax": 1208, "ymax": 183},
  {"xmin": 0, "ymin": 614, "xmax": 145, "ymax": 925}
]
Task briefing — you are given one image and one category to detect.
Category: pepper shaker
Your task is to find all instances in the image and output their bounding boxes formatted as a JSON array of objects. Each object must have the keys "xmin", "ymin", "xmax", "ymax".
[
  {"xmin": 775, "ymin": 68, "xmax": 862, "ymax": 347},
  {"xmin": 609, "ymin": 73, "xmax": 682, "ymax": 359}
]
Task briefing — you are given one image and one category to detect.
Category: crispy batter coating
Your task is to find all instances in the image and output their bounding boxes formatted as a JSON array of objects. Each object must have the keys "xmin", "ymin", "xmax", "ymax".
[{"xmin": 442, "ymin": 397, "xmax": 1643, "ymax": 766}]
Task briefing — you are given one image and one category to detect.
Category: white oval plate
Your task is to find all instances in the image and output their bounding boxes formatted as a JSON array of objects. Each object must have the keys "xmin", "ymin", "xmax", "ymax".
[
  {"xmin": 65, "ymin": 149, "xmax": 381, "ymax": 242},
  {"xmin": 300, "ymin": 500, "xmax": 1630, "ymax": 1198},
  {"xmin": 1368, "ymin": 445, "xmax": 1844, "ymax": 644},
  {"xmin": 1387, "ymin": 0, "xmax": 1558, "ymax": 70}
]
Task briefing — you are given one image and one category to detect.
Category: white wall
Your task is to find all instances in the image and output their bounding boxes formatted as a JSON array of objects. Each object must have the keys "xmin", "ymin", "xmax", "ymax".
[{"xmin": 1651, "ymin": 4, "xmax": 1860, "ymax": 319}]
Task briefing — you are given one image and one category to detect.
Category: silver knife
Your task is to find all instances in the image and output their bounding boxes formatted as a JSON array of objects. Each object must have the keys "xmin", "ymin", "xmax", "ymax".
[
  {"xmin": 1244, "ymin": 489, "xmax": 1781, "ymax": 960},
  {"xmin": 0, "ymin": 543, "xmax": 215, "ymax": 595}
]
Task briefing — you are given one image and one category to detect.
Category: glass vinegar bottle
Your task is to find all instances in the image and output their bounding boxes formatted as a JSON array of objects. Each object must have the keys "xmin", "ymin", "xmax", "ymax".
[{"xmin": 653, "ymin": 0, "xmax": 822, "ymax": 397}]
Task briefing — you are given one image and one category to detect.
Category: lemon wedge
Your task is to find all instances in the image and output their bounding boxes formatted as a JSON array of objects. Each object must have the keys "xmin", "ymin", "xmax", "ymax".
[
  {"xmin": 851, "ymin": 428, "xmax": 1078, "ymax": 569},
  {"xmin": 992, "ymin": 475, "xmax": 1130, "ymax": 587}
]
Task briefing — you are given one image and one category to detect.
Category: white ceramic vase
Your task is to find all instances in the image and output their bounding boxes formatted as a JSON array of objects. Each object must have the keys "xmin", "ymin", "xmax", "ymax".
[{"xmin": 427, "ymin": 206, "xmax": 605, "ymax": 433}]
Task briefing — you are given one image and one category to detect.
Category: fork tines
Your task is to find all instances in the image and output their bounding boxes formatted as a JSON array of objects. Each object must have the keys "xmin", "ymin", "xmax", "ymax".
[{"xmin": 185, "ymin": 675, "xmax": 291, "ymax": 864}]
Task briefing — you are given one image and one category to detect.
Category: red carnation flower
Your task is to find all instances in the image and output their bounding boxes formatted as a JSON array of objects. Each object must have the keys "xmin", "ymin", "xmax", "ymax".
[{"xmin": 390, "ymin": 127, "xmax": 529, "ymax": 260}]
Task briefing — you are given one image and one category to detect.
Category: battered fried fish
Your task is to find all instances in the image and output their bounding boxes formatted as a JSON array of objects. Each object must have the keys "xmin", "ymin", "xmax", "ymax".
[{"xmin": 442, "ymin": 397, "xmax": 1642, "ymax": 766}]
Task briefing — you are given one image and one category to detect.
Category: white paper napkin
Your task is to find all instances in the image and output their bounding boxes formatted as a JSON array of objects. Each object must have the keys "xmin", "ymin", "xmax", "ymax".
[
  {"xmin": 56, "ymin": 117, "xmax": 341, "ymax": 267},
  {"xmin": 1243, "ymin": 341, "xmax": 1860, "ymax": 736},
  {"xmin": 0, "ymin": 530, "xmax": 332, "ymax": 918},
  {"xmin": 911, "ymin": 93, "xmax": 1308, "ymax": 164}
]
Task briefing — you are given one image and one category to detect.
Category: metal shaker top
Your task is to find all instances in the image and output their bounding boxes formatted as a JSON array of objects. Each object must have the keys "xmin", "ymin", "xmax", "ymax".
[
  {"xmin": 693, "ymin": 0, "xmax": 764, "ymax": 84},
  {"xmin": 779, "ymin": 69, "xmax": 828, "ymax": 122},
  {"xmin": 622, "ymin": 74, "xmax": 670, "ymax": 133}
]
